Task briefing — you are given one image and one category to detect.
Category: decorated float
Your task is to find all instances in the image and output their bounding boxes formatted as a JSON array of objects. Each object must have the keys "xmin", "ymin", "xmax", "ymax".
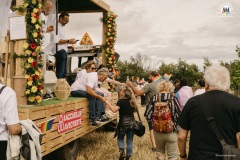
[{"xmin": 0, "ymin": 0, "xmax": 119, "ymax": 159}]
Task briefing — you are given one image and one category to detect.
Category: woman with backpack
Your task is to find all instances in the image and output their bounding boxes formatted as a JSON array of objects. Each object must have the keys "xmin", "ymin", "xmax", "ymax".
[
  {"xmin": 107, "ymin": 86, "xmax": 138, "ymax": 160},
  {"xmin": 153, "ymin": 80, "xmax": 181, "ymax": 160}
]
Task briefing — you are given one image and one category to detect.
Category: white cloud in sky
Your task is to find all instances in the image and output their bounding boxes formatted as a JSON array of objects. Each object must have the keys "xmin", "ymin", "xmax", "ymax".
[{"xmin": 62, "ymin": 0, "xmax": 240, "ymax": 70}]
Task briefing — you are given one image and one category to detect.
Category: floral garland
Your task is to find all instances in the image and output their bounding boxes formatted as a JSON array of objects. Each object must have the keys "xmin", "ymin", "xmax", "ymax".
[
  {"xmin": 23, "ymin": 0, "xmax": 44, "ymax": 104},
  {"xmin": 101, "ymin": 11, "xmax": 117, "ymax": 91}
]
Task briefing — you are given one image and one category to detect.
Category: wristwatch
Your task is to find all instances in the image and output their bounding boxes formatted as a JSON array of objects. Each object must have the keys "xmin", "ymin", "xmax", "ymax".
[{"xmin": 180, "ymin": 154, "xmax": 187, "ymax": 158}]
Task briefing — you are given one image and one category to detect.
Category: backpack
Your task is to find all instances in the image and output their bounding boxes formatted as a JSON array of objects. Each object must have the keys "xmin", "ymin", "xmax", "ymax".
[
  {"xmin": 153, "ymin": 100, "xmax": 174, "ymax": 133},
  {"xmin": 153, "ymin": 93, "xmax": 174, "ymax": 133}
]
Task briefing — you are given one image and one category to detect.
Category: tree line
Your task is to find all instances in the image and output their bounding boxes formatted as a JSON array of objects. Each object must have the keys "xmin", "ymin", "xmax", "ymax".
[{"xmin": 116, "ymin": 50, "xmax": 240, "ymax": 96}]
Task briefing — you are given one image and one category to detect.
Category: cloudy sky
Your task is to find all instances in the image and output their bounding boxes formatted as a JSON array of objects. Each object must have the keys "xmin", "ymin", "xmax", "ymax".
[{"xmin": 63, "ymin": 0, "xmax": 240, "ymax": 70}]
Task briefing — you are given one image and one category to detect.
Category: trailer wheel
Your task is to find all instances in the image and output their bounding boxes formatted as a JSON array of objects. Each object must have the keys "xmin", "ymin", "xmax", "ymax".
[{"xmin": 56, "ymin": 139, "xmax": 80, "ymax": 160}]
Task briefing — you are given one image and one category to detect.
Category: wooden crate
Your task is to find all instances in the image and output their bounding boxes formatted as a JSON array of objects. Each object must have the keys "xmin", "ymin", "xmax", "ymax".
[{"xmin": 18, "ymin": 93, "xmax": 118, "ymax": 156}]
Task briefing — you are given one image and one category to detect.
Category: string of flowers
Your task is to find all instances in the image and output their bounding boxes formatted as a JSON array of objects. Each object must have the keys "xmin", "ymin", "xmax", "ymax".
[
  {"xmin": 101, "ymin": 11, "xmax": 117, "ymax": 91},
  {"xmin": 23, "ymin": 0, "xmax": 44, "ymax": 104}
]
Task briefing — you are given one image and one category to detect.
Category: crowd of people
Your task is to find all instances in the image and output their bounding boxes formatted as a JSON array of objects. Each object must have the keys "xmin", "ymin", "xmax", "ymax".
[{"xmin": 69, "ymin": 62, "xmax": 238, "ymax": 160}]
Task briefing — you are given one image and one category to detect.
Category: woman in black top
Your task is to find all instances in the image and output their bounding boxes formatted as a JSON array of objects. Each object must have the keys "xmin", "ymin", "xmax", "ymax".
[{"xmin": 108, "ymin": 86, "xmax": 138, "ymax": 160}]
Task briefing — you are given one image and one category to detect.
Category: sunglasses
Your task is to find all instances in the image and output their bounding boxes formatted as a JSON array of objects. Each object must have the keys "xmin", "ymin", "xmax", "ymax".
[{"xmin": 91, "ymin": 67, "xmax": 97, "ymax": 70}]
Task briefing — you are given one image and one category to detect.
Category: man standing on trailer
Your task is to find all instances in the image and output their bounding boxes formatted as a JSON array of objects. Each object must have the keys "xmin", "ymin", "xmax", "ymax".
[{"xmin": 52, "ymin": 12, "xmax": 77, "ymax": 79}]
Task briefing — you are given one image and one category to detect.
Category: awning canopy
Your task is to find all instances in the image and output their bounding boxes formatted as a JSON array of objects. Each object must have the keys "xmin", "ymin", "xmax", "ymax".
[{"xmin": 58, "ymin": 0, "xmax": 110, "ymax": 13}]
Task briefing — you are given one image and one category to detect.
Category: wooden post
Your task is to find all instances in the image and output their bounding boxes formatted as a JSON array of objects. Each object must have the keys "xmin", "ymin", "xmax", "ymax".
[
  {"xmin": 13, "ymin": 0, "xmax": 27, "ymax": 105},
  {"xmin": 102, "ymin": 11, "xmax": 107, "ymax": 66},
  {"xmin": 3, "ymin": 36, "xmax": 10, "ymax": 85},
  {"xmin": 9, "ymin": 40, "xmax": 15, "ymax": 88}
]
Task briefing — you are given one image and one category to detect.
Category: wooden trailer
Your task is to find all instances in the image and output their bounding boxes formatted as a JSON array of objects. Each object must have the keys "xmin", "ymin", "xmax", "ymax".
[
  {"xmin": 18, "ymin": 92, "xmax": 118, "ymax": 159},
  {"xmin": 0, "ymin": 0, "xmax": 120, "ymax": 159}
]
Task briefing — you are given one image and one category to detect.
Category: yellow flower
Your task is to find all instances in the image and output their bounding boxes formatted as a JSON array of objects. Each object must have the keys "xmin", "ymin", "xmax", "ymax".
[
  {"xmin": 108, "ymin": 24, "xmax": 112, "ymax": 28},
  {"xmin": 31, "ymin": 17, "xmax": 37, "ymax": 24},
  {"xmin": 38, "ymin": 4, "xmax": 42, "ymax": 9},
  {"xmin": 35, "ymin": 46, "xmax": 41, "ymax": 51},
  {"xmin": 24, "ymin": 3, "xmax": 29, "ymax": 8},
  {"xmin": 25, "ymin": 90, "xmax": 30, "ymax": 95},
  {"xmin": 27, "ymin": 80, "xmax": 33, "ymax": 86},
  {"xmin": 32, "ymin": 0, "xmax": 36, "ymax": 5},
  {"xmin": 109, "ymin": 57, "xmax": 112, "ymax": 61},
  {"xmin": 28, "ymin": 96, "xmax": 35, "ymax": 102},
  {"xmin": 107, "ymin": 32, "xmax": 110, "ymax": 36},
  {"xmin": 35, "ymin": 24, "xmax": 40, "ymax": 29},
  {"xmin": 33, "ymin": 8, "xmax": 38, "ymax": 13},
  {"xmin": 40, "ymin": 89, "xmax": 43, "ymax": 94},
  {"xmin": 25, "ymin": 63, "xmax": 30, "ymax": 69},
  {"xmin": 23, "ymin": 43, "xmax": 29, "ymax": 49},
  {"xmin": 32, "ymin": 32, "xmax": 38, "ymax": 38},
  {"xmin": 28, "ymin": 57, "xmax": 33, "ymax": 63},
  {"xmin": 38, "ymin": 19, "xmax": 42, "ymax": 24},
  {"xmin": 37, "ymin": 98, "xmax": 42, "ymax": 103},
  {"xmin": 25, "ymin": 75, "xmax": 30, "ymax": 79},
  {"xmin": 35, "ymin": 71, "xmax": 40, "ymax": 76},
  {"xmin": 31, "ymin": 86, "xmax": 38, "ymax": 93},
  {"xmin": 25, "ymin": 50, "xmax": 31, "ymax": 55}
]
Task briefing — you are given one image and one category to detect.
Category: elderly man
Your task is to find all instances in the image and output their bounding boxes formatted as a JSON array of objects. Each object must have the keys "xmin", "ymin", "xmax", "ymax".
[
  {"xmin": 53, "ymin": 12, "xmax": 77, "ymax": 78},
  {"xmin": 0, "ymin": 58, "xmax": 21, "ymax": 160},
  {"xmin": 178, "ymin": 65, "xmax": 240, "ymax": 160},
  {"xmin": 71, "ymin": 67, "xmax": 110, "ymax": 126}
]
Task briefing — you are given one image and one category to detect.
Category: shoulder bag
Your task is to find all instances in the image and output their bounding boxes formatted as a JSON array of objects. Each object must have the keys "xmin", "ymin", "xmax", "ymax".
[
  {"xmin": 200, "ymin": 95, "xmax": 240, "ymax": 160},
  {"xmin": 131, "ymin": 110, "xmax": 145, "ymax": 137}
]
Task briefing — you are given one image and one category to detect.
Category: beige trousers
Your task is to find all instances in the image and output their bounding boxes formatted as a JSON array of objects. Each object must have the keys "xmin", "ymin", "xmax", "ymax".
[{"xmin": 153, "ymin": 131, "xmax": 178, "ymax": 160}]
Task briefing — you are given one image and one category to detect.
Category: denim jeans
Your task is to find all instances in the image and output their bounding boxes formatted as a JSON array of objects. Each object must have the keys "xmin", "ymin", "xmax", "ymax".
[
  {"xmin": 96, "ymin": 91, "xmax": 105, "ymax": 116},
  {"xmin": 118, "ymin": 130, "xmax": 134, "ymax": 156},
  {"xmin": 71, "ymin": 90, "xmax": 104, "ymax": 120},
  {"xmin": 55, "ymin": 49, "xmax": 67, "ymax": 79}
]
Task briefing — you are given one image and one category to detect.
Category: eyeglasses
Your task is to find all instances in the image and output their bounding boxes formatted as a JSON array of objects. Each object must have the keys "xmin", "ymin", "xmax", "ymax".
[{"xmin": 91, "ymin": 68, "xmax": 97, "ymax": 70}]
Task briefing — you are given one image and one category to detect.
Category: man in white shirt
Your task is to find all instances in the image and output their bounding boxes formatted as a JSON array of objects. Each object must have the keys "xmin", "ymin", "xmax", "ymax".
[
  {"xmin": 71, "ymin": 68, "xmax": 110, "ymax": 126},
  {"xmin": 53, "ymin": 12, "xmax": 77, "ymax": 78},
  {"xmin": 0, "ymin": 58, "xmax": 21, "ymax": 160}
]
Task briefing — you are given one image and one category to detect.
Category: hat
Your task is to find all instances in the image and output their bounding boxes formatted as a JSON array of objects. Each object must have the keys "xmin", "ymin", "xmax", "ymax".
[{"xmin": 163, "ymin": 73, "xmax": 172, "ymax": 80}]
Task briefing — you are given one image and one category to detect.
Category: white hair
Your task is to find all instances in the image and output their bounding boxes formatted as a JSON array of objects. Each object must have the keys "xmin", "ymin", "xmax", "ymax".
[
  {"xmin": 97, "ymin": 67, "xmax": 109, "ymax": 76},
  {"xmin": 203, "ymin": 64, "xmax": 230, "ymax": 91}
]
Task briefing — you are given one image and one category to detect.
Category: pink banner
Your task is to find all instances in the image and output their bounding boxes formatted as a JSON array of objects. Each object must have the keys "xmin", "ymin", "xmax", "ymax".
[{"xmin": 57, "ymin": 110, "xmax": 82, "ymax": 134}]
